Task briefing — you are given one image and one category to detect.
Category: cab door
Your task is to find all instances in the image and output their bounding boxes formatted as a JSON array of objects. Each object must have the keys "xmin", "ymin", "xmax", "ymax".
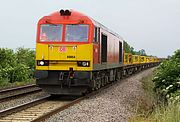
[{"xmin": 93, "ymin": 27, "xmax": 100, "ymax": 64}]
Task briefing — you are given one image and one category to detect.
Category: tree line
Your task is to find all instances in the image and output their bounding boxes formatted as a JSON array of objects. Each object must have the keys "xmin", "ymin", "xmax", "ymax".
[{"xmin": 123, "ymin": 41, "xmax": 147, "ymax": 56}]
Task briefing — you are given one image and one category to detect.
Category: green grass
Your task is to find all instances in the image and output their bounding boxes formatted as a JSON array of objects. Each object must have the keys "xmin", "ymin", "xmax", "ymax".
[
  {"xmin": 132, "ymin": 71, "xmax": 157, "ymax": 116},
  {"xmin": 129, "ymin": 69, "xmax": 180, "ymax": 122},
  {"xmin": 130, "ymin": 102, "xmax": 180, "ymax": 122}
]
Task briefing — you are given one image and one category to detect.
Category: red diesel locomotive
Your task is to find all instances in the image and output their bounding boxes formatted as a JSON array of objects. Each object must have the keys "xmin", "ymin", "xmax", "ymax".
[{"xmin": 35, "ymin": 9, "xmax": 158, "ymax": 95}]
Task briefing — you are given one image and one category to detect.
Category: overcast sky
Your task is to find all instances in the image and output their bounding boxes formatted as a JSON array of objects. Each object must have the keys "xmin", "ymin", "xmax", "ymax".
[{"xmin": 0, "ymin": 0, "xmax": 179, "ymax": 57}]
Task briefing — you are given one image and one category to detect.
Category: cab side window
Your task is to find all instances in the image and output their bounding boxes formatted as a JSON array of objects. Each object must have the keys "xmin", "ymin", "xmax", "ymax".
[{"xmin": 93, "ymin": 27, "xmax": 99, "ymax": 43}]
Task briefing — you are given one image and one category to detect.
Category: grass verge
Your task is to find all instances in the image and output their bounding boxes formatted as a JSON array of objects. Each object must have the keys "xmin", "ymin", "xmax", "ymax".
[{"xmin": 129, "ymin": 69, "xmax": 180, "ymax": 122}]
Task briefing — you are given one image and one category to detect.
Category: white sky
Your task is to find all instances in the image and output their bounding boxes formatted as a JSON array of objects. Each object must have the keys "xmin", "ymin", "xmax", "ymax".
[{"xmin": 0, "ymin": 0, "xmax": 180, "ymax": 58}]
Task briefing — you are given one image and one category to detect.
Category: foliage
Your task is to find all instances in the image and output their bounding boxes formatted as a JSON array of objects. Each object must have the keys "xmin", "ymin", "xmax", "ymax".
[
  {"xmin": 130, "ymin": 60, "xmax": 180, "ymax": 122},
  {"xmin": 123, "ymin": 41, "xmax": 147, "ymax": 56},
  {"xmin": 130, "ymin": 50, "xmax": 180, "ymax": 122},
  {"xmin": 15, "ymin": 47, "xmax": 35, "ymax": 76},
  {"xmin": 0, "ymin": 48, "xmax": 16, "ymax": 68},
  {"xmin": 123, "ymin": 41, "xmax": 131, "ymax": 53},
  {"xmin": 0, "ymin": 48, "xmax": 35, "ymax": 84},
  {"xmin": 153, "ymin": 49, "xmax": 180, "ymax": 103}
]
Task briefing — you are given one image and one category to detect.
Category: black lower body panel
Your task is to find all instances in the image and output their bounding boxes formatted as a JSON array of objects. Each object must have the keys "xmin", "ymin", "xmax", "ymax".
[
  {"xmin": 35, "ymin": 70, "xmax": 91, "ymax": 95},
  {"xmin": 38, "ymin": 85, "xmax": 88, "ymax": 95}
]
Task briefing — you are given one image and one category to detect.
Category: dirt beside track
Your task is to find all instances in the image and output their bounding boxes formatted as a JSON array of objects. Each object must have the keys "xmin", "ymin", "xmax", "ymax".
[{"xmin": 45, "ymin": 68, "xmax": 156, "ymax": 122}]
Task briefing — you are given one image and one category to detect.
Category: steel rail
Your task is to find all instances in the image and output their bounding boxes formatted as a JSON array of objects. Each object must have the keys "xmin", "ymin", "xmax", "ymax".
[
  {"xmin": 32, "ymin": 96, "xmax": 84, "ymax": 122},
  {"xmin": 0, "ymin": 84, "xmax": 37, "ymax": 94},
  {"xmin": 0, "ymin": 88, "xmax": 42, "ymax": 102},
  {"xmin": 0, "ymin": 95, "xmax": 50, "ymax": 118},
  {"xmin": 0, "ymin": 84, "xmax": 42, "ymax": 103}
]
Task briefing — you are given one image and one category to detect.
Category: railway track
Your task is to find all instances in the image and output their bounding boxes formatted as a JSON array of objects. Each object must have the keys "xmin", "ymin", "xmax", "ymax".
[
  {"xmin": 0, "ymin": 84, "xmax": 42, "ymax": 102},
  {"xmin": 0, "ymin": 95, "xmax": 50, "ymax": 121},
  {"xmin": 0, "ymin": 95, "xmax": 83, "ymax": 122},
  {"xmin": 0, "ymin": 67, "xmax": 157, "ymax": 122},
  {"xmin": 0, "ymin": 80, "xmax": 117, "ymax": 122}
]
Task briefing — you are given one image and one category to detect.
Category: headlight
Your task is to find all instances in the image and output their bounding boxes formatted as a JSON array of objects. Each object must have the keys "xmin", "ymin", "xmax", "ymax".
[
  {"xmin": 39, "ymin": 61, "xmax": 45, "ymax": 65},
  {"xmin": 82, "ymin": 62, "xmax": 88, "ymax": 66},
  {"xmin": 37, "ymin": 60, "xmax": 49, "ymax": 66},
  {"xmin": 77, "ymin": 61, "xmax": 90, "ymax": 67}
]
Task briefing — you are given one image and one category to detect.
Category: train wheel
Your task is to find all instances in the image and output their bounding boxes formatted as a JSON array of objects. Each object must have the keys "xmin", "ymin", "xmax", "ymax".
[
  {"xmin": 105, "ymin": 76, "xmax": 109, "ymax": 84},
  {"xmin": 95, "ymin": 78, "xmax": 101, "ymax": 90},
  {"xmin": 101, "ymin": 77, "xmax": 105, "ymax": 86},
  {"xmin": 123, "ymin": 70, "xmax": 127, "ymax": 78},
  {"xmin": 92, "ymin": 79, "xmax": 96, "ymax": 91},
  {"xmin": 116, "ymin": 71, "xmax": 121, "ymax": 81},
  {"xmin": 98, "ymin": 78, "xmax": 101, "ymax": 89},
  {"xmin": 95, "ymin": 80, "xmax": 99, "ymax": 90}
]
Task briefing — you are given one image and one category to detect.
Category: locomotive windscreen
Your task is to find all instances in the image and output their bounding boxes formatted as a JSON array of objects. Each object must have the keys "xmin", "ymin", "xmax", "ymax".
[
  {"xmin": 40, "ymin": 24, "xmax": 62, "ymax": 42},
  {"xmin": 65, "ymin": 24, "xmax": 89, "ymax": 42}
]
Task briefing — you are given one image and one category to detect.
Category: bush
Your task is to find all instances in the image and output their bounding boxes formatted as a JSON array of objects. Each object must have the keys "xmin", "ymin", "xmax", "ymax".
[
  {"xmin": 15, "ymin": 47, "xmax": 35, "ymax": 77},
  {"xmin": 0, "ymin": 48, "xmax": 35, "ymax": 84},
  {"xmin": 153, "ymin": 49, "xmax": 180, "ymax": 103},
  {"xmin": 0, "ymin": 48, "xmax": 16, "ymax": 67},
  {"xmin": 10, "ymin": 64, "xmax": 30, "ymax": 82},
  {"xmin": 15, "ymin": 47, "xmax": 35, "ymax": 69}
]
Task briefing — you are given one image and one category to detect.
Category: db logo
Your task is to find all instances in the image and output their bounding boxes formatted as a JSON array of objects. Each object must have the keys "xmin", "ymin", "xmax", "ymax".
[{"xmin": 59, "ymin": 46, "xmax": 67, "ymax": 52}]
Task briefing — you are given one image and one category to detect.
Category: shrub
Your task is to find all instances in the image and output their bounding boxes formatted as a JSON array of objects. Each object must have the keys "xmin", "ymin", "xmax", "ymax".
[
  {"xmin": 15, "ymin": 47, "xmax": 35, "ymax": 69},
  {"xmin": 15, "ymin": 47, "xmax": 35, "ymax": 76},
  {"xmin": 0, "ymin": 47, "xmax": 35, "ymax": 84},
  {"xmin": 0, "ymin": 48, "xmax": 16, "ymax": 68},
  {"xmin": 11, "ymin": 64, "xmax": 30, "ymax": 82},
  {"xmin": 153, "ymin": 49, "xmax": 180, "ymax": 103}
]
